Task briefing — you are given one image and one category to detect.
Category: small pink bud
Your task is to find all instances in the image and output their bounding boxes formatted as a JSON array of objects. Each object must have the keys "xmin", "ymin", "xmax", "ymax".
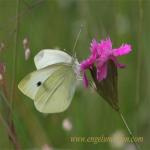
[
  {"xmin": 23, "ymin": 37, "xmax": 31, "ymax": 60},
  {"xmin": 62, "ymin": 118, "xmax": 72, "ymax": 131},
  {"xmin": 23, "ymin": 37, "xmax": 29, "ymax": 49},
  {"xmin": 42, "ymin": 144, "xmax": 53, "ymax": 150}
]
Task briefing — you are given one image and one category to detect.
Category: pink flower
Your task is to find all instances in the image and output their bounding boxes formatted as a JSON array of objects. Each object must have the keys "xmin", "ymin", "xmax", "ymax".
[{"xmin": 80, "ymin": 37, "xmax": 132, "ymax": 87}]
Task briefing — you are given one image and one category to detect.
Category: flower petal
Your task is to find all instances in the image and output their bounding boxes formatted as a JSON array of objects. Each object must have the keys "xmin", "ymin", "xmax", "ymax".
[
  {"xmin": 90, "ymin": 39, "xmax": 99, "ymax": 55},
  {"xmin": 113, "ymin": 44, "xmax": 132, "ymax": 57},
  {"xmin": 83, "ymin": 72, "xmax": 89, "ymax": 87},
  {"xmin": 80, "ymin": 55, "xmax": 96, "ymax": 71},
  {"xmin": 97, "ymin": 63, "xmax": 108, "ymax": 81},
  {"xmin": 80, "ymin": 37, "xmax": 132, "ymax": 87},
  {"xmin": 98, "ymin": 37, "xmax": 112, "ymax": 54},
  {"xmin": 110, "ymin": 56, "xmax": 126, "ymax": 68}
]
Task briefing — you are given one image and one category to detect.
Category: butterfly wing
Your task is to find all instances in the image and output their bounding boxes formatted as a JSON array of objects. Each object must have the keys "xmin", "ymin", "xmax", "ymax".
[
  {"xmin": 34, "ymin": 49, "xmax": 72, "ymax": 69},
  {"xmin": 18, "ymin": 64, "xmax": 63, "ymax": 100},
  {"xmin": 34, "ymin": 64, "xmax": 77, "ymax": 113}
]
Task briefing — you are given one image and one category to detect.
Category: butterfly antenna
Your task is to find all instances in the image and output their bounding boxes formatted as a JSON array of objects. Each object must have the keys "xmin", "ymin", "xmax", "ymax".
[{"xmin": 72, "ymin": 24, "xmax": 83, "ymax": 58}]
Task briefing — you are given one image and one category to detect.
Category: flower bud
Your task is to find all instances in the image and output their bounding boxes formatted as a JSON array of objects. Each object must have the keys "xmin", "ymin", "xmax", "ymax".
[
  {"xmin": 62, "ymin": 118, "xmax": 72, "ymax": 131},
  {"xmin": 90, "ymin": 60, "xmax": 119, "ymax": 111},
  {"xmin": 23, "ymin": 37, "xmax": 31, "ymax": 60},
  {"xmin": 25, "ymin": 48, "xmax": 31, "ymax": 60},
  {"xmin": 23, "ymin": 37, "xmax": 29, "ymax": 50},
  {"xmin": 0, "ymin": 42, "xmax": 5, "ymax": 52}
]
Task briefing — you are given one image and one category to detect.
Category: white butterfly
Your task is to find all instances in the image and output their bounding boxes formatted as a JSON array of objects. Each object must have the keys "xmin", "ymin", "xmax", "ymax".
[{"xmin": 18, "ymin": 49, "xmax": 80, "ymax": 113}]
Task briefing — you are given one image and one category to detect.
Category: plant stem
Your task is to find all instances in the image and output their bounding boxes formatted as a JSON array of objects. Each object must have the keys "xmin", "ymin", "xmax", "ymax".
[
  {"xmin": 8, "ymin": 0, "xmax": 21, "ymax": 149},
  {"xmin": 0, "ymin": 113, "xmax": 16, "ymax": 146},
  {"xmin": 10, "ymin": 0, "xmax": 20, "ymax": 106},
  {"xmin": 118, "ymin": 111, "xmax": 141, "ymax": 150},
  {"xmin": 136, "ymin": 0, "xmax": 143, "ymax": 106}
]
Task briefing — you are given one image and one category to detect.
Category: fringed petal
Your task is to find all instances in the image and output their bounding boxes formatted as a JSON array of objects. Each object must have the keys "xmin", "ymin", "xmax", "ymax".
[
  {"xmin": 83, "ymin": 72, "xmax": 89, "ymax": 87},
  {"xmin": 97, "ymin": 63, "xmax": 108, "ymax": 81},
  {"xmin": 90, "ymin": 39, "xmax": 99, "ymax": 55},
  {"xmin": 113, "ymin": 44, "xmax": 132, "ymax": 57},
  {"xmin": 110, "ymin": 56, "xmax": 126, "ymax": 68}
]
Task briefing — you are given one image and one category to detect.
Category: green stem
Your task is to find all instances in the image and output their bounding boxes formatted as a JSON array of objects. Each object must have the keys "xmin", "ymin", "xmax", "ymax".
[
  {"xmin": 8, "ymin": 0, "xmax": 21, "ymax": 149},
  {"xmin": 136, "ymin": 0, "xmax": 143, "ymax": 106},
  {"xmin": 0, "ymin": 113, "xmax": 16, "ymax": 146},
  {"xmin": 10, "ymin": 0, "xmax": 20, "ymax": 105},
  {"xmin": 118, "ymin": 111, "xmax": 141, "ymax": 150}
]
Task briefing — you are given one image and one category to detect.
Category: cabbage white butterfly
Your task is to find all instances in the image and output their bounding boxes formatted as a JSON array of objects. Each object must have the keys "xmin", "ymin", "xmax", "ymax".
[{"xmin": 18, "ymin": 49, "xmax": 80, "ymax": 113}]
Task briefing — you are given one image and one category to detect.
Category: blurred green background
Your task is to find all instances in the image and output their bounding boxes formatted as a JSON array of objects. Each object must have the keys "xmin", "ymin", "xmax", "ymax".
[{"xmin": 0, "ymin": 0, "xmax": 150, "ymax": 149}]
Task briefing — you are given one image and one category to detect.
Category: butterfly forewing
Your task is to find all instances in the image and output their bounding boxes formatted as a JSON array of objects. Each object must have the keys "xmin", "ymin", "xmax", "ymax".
[
  {"xmin": 34, "ymin": 65, "xmax": 76, "ymax": 113},
  {"xmin": 18, "ymin": 64, "xmax": 64, "ymax": 100}
]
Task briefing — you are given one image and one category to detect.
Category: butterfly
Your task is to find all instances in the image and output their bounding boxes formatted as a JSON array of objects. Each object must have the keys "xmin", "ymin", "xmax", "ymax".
[{"xmin": 18, "ymin": 49, "xmax": 80, "ymax": 113}]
